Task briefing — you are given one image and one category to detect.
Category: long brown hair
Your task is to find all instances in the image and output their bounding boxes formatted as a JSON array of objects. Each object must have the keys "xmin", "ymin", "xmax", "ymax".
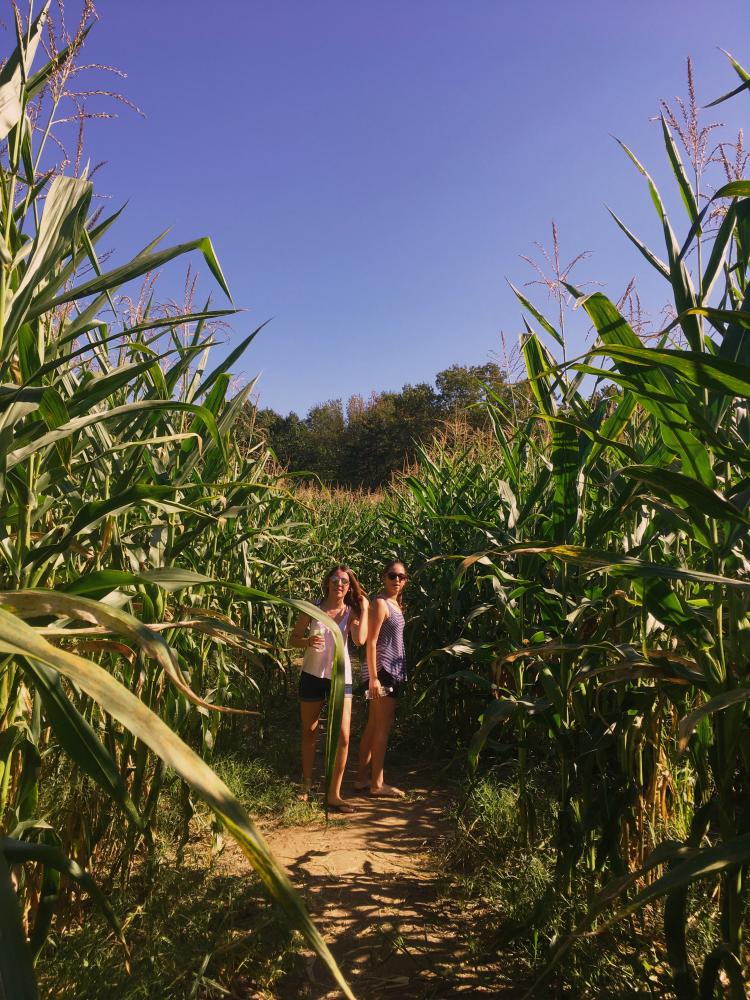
[
  {"xmin": 383, "ymin": 559, "xmax": 408, "ymax": 609},
  {"xmin": 321, "ymin": 565, "xmax": 366, "ymax": 610}
]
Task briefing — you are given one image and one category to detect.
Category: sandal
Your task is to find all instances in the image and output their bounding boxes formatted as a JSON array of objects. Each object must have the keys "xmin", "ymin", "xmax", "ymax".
[{"xmin": 326, "ymin": 801, "xmax": 358, "ymax": 814}]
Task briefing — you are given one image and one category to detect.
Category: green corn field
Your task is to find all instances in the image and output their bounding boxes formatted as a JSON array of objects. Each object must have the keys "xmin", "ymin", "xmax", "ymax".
[{"xmin": 2, "ymin": 4, "xmax": 750, "ymax": 999}]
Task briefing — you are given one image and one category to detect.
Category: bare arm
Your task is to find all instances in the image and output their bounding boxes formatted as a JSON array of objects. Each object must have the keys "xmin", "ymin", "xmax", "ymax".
[
  {"xmin": 288, "ymin": 613, "xmax": 324, "ymax": 651},
  {"xmin": 365, "ymin": 598, "xmax": 388, "ymax": 692},
  {"xmin": 350, "ymin": 595, "xmax": 369, "ymax": 646}
]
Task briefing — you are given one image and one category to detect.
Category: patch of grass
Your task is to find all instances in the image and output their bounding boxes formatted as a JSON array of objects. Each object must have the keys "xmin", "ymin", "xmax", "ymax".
[
  {"xmin": 440, "ymin": 766, "xmax": 686, "ymax": 998},
  {"xmin": 39, "ymin": 843, "xmax": 304, "ymax": 1000},
  {"xmin": 212, "ymin": 754, "xmax": 320, "ymax": 825},
  {"xmin": 38, "ymin": 708, "xmax": 324, "ymax": 999}
]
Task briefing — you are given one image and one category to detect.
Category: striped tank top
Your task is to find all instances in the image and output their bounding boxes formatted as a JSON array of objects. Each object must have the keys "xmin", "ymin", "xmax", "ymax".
[{"xmin": 362, "ymin": 598, "xmax": 406, "ymax": 683}]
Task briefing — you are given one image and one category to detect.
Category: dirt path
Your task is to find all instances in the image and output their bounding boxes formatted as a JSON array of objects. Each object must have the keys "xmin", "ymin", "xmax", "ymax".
[{"xmin": 219, "ymin": 763, "xmax": 520, "ymax": 998}]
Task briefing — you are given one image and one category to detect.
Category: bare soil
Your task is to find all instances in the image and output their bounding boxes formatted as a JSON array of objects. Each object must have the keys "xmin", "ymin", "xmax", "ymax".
[{"xmin": 216, "ymin": 762, "xmax": 523, "ymax": 999}]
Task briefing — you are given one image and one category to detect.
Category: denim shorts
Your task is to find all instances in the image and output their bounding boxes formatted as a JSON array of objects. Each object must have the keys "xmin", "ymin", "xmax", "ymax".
[{"xmin": 299, "ymin": 671, "xmax": 353, "ymax": 702}]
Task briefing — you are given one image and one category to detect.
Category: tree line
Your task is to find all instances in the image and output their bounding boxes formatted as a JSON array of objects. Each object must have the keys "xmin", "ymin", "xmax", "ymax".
[{"xmin": 243, "ymin": 362, "xmax": 523, "ymax": 489}]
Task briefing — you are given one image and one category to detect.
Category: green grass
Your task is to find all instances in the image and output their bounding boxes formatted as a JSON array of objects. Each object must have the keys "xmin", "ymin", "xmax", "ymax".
[
  {"xmin": 39, "ymin": 844, "xmax": 302, "ymax": 1000},
  {"xmin": 440, "ymin": 767, "xmax": 689, "ymax": 998},
  {"xmin": 212, "ymin": 754, "xmax": 318, "ymax": 824}
]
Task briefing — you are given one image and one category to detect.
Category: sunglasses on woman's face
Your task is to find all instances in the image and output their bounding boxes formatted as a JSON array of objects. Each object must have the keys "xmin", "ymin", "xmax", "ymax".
[
  {"xmin": 387, "ymin": 572, "xmax": 407, "ymax": 581},
  {"xmin": 330, "ymin": 576, "xmax": 349, "ymax": 586}
]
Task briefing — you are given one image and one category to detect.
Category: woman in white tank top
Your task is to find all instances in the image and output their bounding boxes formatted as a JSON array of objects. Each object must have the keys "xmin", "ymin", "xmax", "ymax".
[{"xmin": 289, "ymin": 565, "xmax": 368, "ymax": 811}]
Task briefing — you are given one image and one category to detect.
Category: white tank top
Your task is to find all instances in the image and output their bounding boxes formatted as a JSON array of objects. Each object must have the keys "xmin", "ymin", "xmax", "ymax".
[{"xmin": 302, "ymin": 605, "xmax": 352, "ymax": 684}]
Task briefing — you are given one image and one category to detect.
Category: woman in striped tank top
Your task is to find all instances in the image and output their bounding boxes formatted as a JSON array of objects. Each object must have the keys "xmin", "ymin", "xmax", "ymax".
[{"xmin": 355, "ymin": 560, "xmax": 408, "ymax": 798}]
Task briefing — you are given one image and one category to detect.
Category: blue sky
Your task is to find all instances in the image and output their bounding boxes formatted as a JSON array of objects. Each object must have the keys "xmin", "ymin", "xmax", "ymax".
[{"xmin": 77, "ymin": 1, "xmax": 749, "ymax": 414}]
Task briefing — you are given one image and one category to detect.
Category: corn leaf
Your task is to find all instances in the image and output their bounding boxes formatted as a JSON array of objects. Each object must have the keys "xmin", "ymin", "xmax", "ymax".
[{"xmin": 0, "ymin": 606, "xmax": 354, "ymax": 999}]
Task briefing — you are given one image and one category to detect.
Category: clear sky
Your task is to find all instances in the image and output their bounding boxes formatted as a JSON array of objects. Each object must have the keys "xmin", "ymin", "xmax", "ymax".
[{"xmin": 75, "ymin": 1, "xmax": 750, "ymax": 414}]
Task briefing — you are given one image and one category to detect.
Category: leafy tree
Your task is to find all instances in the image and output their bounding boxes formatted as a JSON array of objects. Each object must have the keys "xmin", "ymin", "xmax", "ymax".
[
  {"xmin": 299, "ymin": 400, "xmax": 345, "ymax": 481},
  {"xmin": 244, "ymin": 361, "xmax": 513, "ymax": 488},
  {"xmin": 435, "ymin": 362, "xmax": 510, "ymax": 426},
  {"xmin": 254, "ymin": 407, "xmax": 306, "ymax": 469}
]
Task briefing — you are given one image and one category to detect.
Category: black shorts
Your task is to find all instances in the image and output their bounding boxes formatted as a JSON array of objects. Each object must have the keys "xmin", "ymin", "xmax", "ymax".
[
  {"xmin": 299, "ymin": 671, "xmax": 353, "ymax": 702},
  {"xmin": 377, "ymin": 668, "xmax": 403, "ymax": 699}
]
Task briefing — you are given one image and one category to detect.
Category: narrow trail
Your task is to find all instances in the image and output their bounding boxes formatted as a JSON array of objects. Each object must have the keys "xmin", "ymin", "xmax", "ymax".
[{"xmin": 219, "ymin": 763, "xmax": 521, "ymax": 999}]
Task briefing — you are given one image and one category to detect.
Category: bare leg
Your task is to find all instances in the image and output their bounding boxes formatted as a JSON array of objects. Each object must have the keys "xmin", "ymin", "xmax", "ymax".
[
  {"xmin": 299, "ymin": 700, "xmax": 324, "ymax": 796},
  {"xmin": 327, "ymin": 699, "xmax": 353, "ymax": 806},
  {"xmin": 369, "ymin": 697, "xmax": 404, "ymax": 796},
  {"xmin": 355, "ymin": 701, "xmax": 375, "ymax": 787}
]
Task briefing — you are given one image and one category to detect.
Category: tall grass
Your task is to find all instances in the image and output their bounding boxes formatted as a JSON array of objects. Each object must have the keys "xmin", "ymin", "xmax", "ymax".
[
  {"xmin": 5, "ymin": 5, "xmax": 750, "ymax": 998},
  {"xmin": 0, "ymin": 7, "xmax": 353, "ymax": 998},
  {"xmin": 376, "ymin": 55, "xmax": 750, "ymax": 999}
]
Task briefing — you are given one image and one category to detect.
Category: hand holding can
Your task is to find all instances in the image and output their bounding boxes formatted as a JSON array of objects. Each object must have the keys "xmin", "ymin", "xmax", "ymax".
[{"xmin": 307, "ymin": 620, "xmax": 326, "ymax": 651}]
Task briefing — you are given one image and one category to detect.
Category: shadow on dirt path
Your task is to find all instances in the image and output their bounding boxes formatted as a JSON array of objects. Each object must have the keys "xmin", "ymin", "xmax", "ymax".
[{"xmin": 220, "ymin": 761, "xmax": 524, "ymax": 998}]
